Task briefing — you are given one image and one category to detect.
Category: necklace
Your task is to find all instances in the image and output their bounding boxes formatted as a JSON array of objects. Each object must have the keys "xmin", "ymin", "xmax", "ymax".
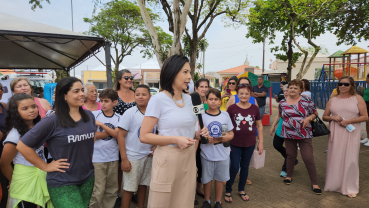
[{"xmin": 164, "ymin": 91, "xmax": 185, "ymax": 108}]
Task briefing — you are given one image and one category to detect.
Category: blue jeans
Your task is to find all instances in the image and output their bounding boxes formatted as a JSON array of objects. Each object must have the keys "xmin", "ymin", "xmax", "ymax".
[
  {"xmin": 226, "ymin": 144, "xmax": 255, "ymax": 193},
  {"xmin": 259, "ymin": 105, "xmax": 266, "ymax": 117}
]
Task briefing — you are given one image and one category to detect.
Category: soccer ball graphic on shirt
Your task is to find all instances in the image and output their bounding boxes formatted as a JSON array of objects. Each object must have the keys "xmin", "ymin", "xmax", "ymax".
[{"xmin": 99, "ymin": 123, "xmax": 116, "ymax": 141}]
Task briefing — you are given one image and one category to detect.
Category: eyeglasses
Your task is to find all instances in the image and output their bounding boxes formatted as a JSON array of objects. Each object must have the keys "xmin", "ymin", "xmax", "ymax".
[
  {"xmin": 238, "ymin": 84, "xmax": 250, "ymax": 88},
  {"xmin": 338, "ymin": 83, "xmax": 350, "ymax": 87},
  {"xmin": 0, "ymin": 87, "xmax": 3, "ymax": 90},
  {"xmin": 124, "ymin": 76, "xmax": 134, "ymax": 80},
  {"xmin": 228, "ymin": 82, "xmax": 236, "ymax": 85}
]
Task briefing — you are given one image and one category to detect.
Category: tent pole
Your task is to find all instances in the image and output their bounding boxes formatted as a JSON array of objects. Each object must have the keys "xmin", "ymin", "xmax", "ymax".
[{"xmin": 105, "ymin": 41, "xmax": 113, "ymax": 88}]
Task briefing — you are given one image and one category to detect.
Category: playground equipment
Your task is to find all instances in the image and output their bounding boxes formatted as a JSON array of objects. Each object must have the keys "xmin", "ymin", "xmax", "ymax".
[{"xmin": 319, "ymin": 46, "xmax": 369, "ymax": 81}]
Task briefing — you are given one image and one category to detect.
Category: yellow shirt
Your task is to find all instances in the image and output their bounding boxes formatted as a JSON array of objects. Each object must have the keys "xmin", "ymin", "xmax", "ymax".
[
  {"xmin": 333, "ymin": 88, "xmax": 337, "ymax": 95},
  {"xmin": 220, "ymin": 91, "xmax": 237, "ymax": 111}
]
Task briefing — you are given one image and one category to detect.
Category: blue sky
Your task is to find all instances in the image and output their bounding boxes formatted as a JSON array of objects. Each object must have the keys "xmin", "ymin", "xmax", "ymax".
[{"xmin": 1, "ymin": 0, "xmax": 368, "ymax": 77}]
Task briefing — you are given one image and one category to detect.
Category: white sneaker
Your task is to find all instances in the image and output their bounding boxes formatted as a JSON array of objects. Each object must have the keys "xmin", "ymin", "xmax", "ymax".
[
  {"xmin": 361, "ymin": 138, "xmax": 369, "ymax": 144},
  {"xmin": 365, "ymin": 141, "xmax": 369, "ymax": 146}
]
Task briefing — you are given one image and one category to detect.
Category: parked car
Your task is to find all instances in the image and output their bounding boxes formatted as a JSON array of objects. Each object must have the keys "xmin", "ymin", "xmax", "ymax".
[{"xmin": 150, "ymin": 88, "xmax": 159, "ymax": 95}]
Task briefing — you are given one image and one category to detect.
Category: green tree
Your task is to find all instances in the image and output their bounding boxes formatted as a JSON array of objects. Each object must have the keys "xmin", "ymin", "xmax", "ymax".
[
  {"xmin": 182, "ymin": 36, "xmax": 208, "ymax": 75},
  {"xmin": 246, "ymin": 0, "xmax": 302, "ymax": 81},
  {"xmin": 327, "ymin": 0, "xmax": 369, "ymax": 45},
  {"xmin": 193, "ymin": 72, "xmax": 201, "ymax": 83},
  {"xmin": 141, "ymin": 27, "xmax": 173, "ymax": 64},
  {"xmin": 302, "ymin": 45, "xmax": 330, "ymax": 56},
  {"xmin": 182, "ymin": 0, "xmax": 250, "ymax": 77},
  {"xmin": 84, "ymin": 0, "xmax": 161, "ymax": 72},
  {"xmin": 246, "ymin": 0, "xmax": 345, "ymax": 80}
]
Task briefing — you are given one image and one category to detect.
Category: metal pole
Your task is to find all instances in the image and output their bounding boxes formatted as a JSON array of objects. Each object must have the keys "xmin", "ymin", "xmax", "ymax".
[
  {"xmin": 262, "ymin": 40, "xmax": 265, "ymax": 73},
  {"xmin": 105, "ymin": 41, "xmax": 113, "ymax": 88},
  {"xmin": 71, "ymin": 0, "xmax": 74, "ymax": 31}
]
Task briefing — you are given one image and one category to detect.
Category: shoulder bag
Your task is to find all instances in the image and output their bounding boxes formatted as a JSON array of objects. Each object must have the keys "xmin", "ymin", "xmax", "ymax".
[{"xmin": 311, "ymin": 113, "xmax": 330, "ymax": 137}]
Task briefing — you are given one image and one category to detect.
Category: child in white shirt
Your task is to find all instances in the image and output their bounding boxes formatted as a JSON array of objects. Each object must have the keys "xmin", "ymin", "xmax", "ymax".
[
  {"xmin": 89, "ymin": 89, "xmax": 121, "ymax": 208},
  {"xmin": 118, "ymin": 85, "xmax": 156, "ymax": 208},
  {"xmin": 200, "ymin": 88, "xmax": 234, "ymax": 208}
]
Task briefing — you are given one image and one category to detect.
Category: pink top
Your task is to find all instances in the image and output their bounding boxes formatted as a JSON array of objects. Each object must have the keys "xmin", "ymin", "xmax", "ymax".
[
  {"xmin": 34, "ymin": 97, "xmax": 47, "ymax": 119},
  {"xmin": 82, "ymin": 102, "xmax": 101, "ymax": 111}
]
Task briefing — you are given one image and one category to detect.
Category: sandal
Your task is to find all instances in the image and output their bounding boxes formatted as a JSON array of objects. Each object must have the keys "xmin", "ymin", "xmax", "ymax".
[
  {"xmin": 312, "ymin": 186, "xmax": 322, "ymax": 195},
  {"xmin": 284, "ymin": 178, "xmax": 292, "ymax": 185},
  {"xmin": 348, "ymin": 194, "xmax": 357, "ymax": 198},
  {"xmin": 238, "ymin": 192, "xmax": 250, "ymax": 201},
  {"xmin": 224, "ymin": 193, "xmax": 232, "ymax": 203}
]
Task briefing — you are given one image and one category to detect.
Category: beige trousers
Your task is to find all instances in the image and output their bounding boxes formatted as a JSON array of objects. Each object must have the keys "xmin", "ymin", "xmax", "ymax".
[
  {"xmin": 89, "ymin": 161, "xmax": 119, "ymax": 208},
  {"xmin": 148, "ymin": 145, "xmax": 196, "ymax": 208}
]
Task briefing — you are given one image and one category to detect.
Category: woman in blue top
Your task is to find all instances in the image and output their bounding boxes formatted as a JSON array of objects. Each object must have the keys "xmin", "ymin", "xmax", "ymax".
[{"xmin": 226, "ymin": 77, "xmax": 258, "ymax": 108}]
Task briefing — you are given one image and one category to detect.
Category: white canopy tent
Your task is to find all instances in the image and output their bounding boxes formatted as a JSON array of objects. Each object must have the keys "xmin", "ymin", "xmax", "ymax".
[{"xmin": 0, "ymin": 13, "xmax": 114, "ymax": 87}]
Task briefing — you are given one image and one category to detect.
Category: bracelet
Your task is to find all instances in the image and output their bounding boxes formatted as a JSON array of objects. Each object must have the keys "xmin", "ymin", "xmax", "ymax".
[{"xmin": 41, "ymin": 162, "xmax": 45, "ymax": 170}]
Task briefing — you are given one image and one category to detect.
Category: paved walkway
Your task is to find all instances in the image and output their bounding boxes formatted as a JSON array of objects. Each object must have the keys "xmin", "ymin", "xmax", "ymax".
[
  {"xmin": 193, "ymin": 107, "xmax": 369, "ymax": 208},
  {"xmin": 129, "ymin": 106, "xmax": 369, "ymax": 207}
]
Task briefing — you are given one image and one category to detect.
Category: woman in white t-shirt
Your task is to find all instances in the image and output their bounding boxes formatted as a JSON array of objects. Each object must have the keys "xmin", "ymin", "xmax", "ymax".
[
  {"xmin": 301, "ymin": 79, "xmax": 312, "ymax": 99},
  {"xmin": 140, "ymin": 55, "xmax": 209, "ymax": 208}
]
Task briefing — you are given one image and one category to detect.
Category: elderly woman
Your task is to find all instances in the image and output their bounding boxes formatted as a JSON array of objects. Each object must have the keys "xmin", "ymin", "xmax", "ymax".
[
  {"xmin": 10, "ymin": 77, "xmax": 51, "ymax": 118},
  {"xmin": 323, "ymin": 76, "xmax": 368, "ymax": 198},
  {"xmin": 113, "ymin": 69, "xmax": 136, "ymax": 116},
  {"xmin": 82, "ymin": 84, "xmax": 101, "ymax": 111},
  {"xmin": 279, "ymin": 79, "xmax": 321, "ymax": 194}
]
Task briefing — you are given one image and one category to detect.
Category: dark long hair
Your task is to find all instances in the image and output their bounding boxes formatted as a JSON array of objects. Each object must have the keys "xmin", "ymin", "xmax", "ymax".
[
  {"xmin": 160, "ymin": 55, "xmax": 190, "ymax": 96},
  {"xmin": 226, "ymin": 76, "xmax": 238, "ymax": 90},
  {"xmin": 301, "ymin": 79, "xmax": 311, "ymax": 91},
  {"xmin": 4, "ymin": 94, "xmax": 41, "ymax": 138},
  {"xmin": 54, "ymin": 77, "xmax": 90, "ymax": 128}
]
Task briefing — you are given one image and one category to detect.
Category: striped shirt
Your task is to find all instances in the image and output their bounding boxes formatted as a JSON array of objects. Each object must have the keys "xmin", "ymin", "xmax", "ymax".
[{"xmin": 279, "ymin": 96, "xmax": 316, "ymax": 139}]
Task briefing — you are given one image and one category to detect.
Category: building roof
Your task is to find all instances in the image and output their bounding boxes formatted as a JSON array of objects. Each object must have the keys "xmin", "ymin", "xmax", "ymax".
[
  {"xmin": 341, "ymin": 46, "xmax": 369, "ymax": 55},
  {"xmin": 329, "ymin": 50, "xmax": 348, "ymax": 58},
  {"xmin": 131, "ymin": 60, "xmax": 161, "ymax": 70},
  {"xmin": 217, "ymin": 64, "xmax": 259, "ymax": 74}
]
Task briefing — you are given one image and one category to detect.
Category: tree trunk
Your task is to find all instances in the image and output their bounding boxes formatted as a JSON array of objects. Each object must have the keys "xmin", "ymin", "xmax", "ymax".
[
  {"xmin": 189, "ymin": 38, "xmax": 198, "ymax": 78},
  {"xmin": 286, "ymin": 34, "xmax": 293, "ymax": 82},
  {"xmin": 137, "ymin": 0, "xmax": 163, "ymax": 67}
]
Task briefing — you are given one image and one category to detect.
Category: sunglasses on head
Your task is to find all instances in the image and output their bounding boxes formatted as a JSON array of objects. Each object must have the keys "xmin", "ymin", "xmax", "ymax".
[
  {"xmin": 228, "ymin": 82, "xmax": 236, "ymax": 85},
  {"xmin": 338, "ymin": 83, "xmax": 350, "ymax": 87},
  {"xmin": 124, "ymin": 76, "xmax": 134, "ymax": 80}
]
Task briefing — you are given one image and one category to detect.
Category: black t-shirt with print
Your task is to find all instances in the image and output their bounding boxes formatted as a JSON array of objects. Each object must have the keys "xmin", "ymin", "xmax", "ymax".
[{"xmin": 21, "ymin": 110, "xmax": 96, "ymax": 188}]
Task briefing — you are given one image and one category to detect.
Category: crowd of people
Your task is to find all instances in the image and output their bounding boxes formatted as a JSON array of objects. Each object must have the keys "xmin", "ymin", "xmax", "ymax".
[{"xmin": 0, "ymin": 54, "xmax": 367, "ymax": 208}]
